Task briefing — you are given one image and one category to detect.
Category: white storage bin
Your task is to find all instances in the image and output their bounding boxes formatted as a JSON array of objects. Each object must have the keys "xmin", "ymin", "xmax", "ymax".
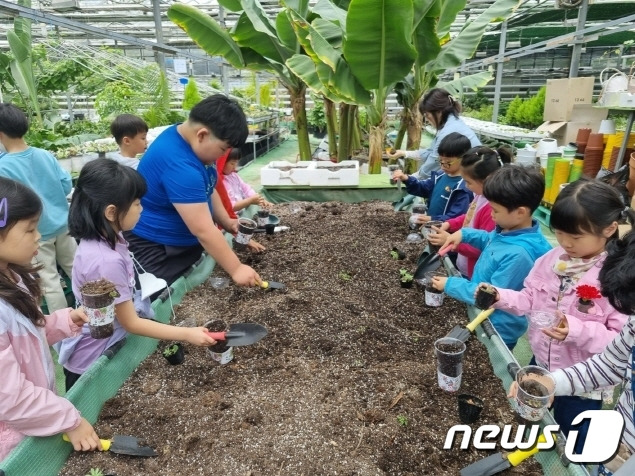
[
  {"xmin": 310, "ymin": 160, "xmax": 359, "ymax": 186},
  {"xmin": 260, "ymin": 161, "xmax": 315, "ymax": 186}
]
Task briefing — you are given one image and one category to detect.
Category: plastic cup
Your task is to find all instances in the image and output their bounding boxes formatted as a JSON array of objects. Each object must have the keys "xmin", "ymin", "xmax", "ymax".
[
  {"xmin": 256, "ymin": 210, "xmax": 270, "ymax": 227},
  {"xmin": 423, "ymin": 220, "xmax": 443, "ymax": 239},
  {"xmin": 81, "ymin": 286, "xmax": 116, "ymax": 340},
  {"xmin": 424, "ymin": 271, "xmax": 445, "ymax": 307},
  {"xmin": 409, "ymin": 205, "xmax": 427, "ymax": 229},
  {"xmin": 209, "ymin": 276, "xmax": 229, "ymax": 289},
  {"xmin": 234, "ymin": 218, "xmax": 257, "ymax": 250},
  {"xmin": 527, "ymin": 310, "xmax": 561, "ymax": 330},
  {"xmin": 388, "ymin": 164, "xmax": 401, "ymax": 185},
  {"xmin": 434, "ymin": 337, "xmax": 466, "ymax": 392},
  {"xmin": 515, "ymin": 365, "xmax": 556, "ymax": 421}
]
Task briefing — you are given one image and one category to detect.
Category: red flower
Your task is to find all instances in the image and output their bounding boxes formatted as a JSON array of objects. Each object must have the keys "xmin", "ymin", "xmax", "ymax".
[{"xmin": 576, "ymin": 284, "xmax": 602, "ymax": 302}]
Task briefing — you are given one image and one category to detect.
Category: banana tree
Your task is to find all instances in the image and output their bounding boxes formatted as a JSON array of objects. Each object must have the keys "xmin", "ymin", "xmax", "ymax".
[
  {"xmin": 167, "ymin": 0, "xmax": 313, "ymax": 159},
  {"xmin": 398, "ymin": 0, "xmax": 521, "ymax": 149}
]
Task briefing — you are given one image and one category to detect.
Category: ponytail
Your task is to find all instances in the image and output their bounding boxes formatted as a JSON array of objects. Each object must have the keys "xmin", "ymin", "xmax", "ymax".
[
  {"xmin": 460, "ymin": 146, "xmax": 507, "ymax": 182},
  {"xmin": 600, "ymin": 229, "xmax": 635, "ymax": 315}
]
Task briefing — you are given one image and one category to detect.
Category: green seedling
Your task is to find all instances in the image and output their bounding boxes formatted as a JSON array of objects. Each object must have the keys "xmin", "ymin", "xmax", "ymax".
[
  {"xmin": 338, "ymin": 271, "xmax": 352, "ymax": 281},
  {"xmin": 390, "ymin": 250, "xmax": 399, "ymax": 260},
  {"xmin": 399, "ymin": 269, "xmax": 414, "ymax": 283},
  {"xmin": 162, "ymin": 344, "xmax": 180, "ymax": 357},
  {"xmin": 397, "ymin": 415, "xmax": 408, "ymax": 427},
  {"xmin": 87, "ymin": 469, "xmax": 104, "ymax": 476}
]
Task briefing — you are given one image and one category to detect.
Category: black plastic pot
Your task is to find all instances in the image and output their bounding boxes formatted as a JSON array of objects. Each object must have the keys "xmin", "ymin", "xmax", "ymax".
[
  {"xmin": 400, "ymin": 280, "xmax": 413, "ymax": 289},
  {"xmin": 163, "ymin": 343, "xmax": 185, "ymax": 365},
  {"xmin": 458, "ymin": 394, "xmax": 484, "ymax": 424},
  {"xmin": 391, "ymin": 247, "xmax": 406, "ymax": 260}
]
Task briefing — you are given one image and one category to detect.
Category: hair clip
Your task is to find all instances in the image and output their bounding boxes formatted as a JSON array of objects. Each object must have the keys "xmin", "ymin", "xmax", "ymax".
[
  {"xmin": 0, "ymin": 197, "xmax": 7, "ymax": 227},
  {"xmin": 448, "ymin": 95, "xmax": 455, "ymax": 105},
  {"xmin": 621, "ymin": 206, "xmax": 630, "ymax": 219}
]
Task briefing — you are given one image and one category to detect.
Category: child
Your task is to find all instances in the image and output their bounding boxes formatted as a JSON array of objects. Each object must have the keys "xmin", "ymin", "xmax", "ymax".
[
  {"xmin": 222, "ymin": 148, "xmax": 272, "ymax": 214},
  {"xmin": 0, "ymin": 103, "xmax": 76, "ymax": 312},
  {"xmin": 508, "ymin": 230, "xmax": 635, "ymax": 475},
  {"xmin": 216, "ymin": 149, "xmax": 266, "ymax": 253},
  {"xmin": 484, "ymin": 179, "xmax": 631, "ymax": 453},
  {"xmin": 57, "ymin": 159, "xmax": 216, "ymax": 390},
  {"xmin": 0, "ymin": 177, "xmax": 101, "ymax": 459},
  {"xmin": 125, "ymin": 94, "xmax": 261, "ymax": 287},
  {"xmin": 427, "ymin": 146, "xmax": 512, "ymax": 278},
  {"xmin": 109, "ymin": 114, "xmax": 149, "ymax": 170},
  {"xmin": 392, "ymin": 132, "xmax": 474, "ymax": 223},
  {"xmin": 431, "ymin": 165, "xmax": 552, "ymax": 348}
]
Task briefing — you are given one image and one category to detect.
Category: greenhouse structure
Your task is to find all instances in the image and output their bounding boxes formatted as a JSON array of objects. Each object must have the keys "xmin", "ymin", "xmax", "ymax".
[{"xmin": 0, "ymin": 0, "xmax": 635, "ymax": 474}]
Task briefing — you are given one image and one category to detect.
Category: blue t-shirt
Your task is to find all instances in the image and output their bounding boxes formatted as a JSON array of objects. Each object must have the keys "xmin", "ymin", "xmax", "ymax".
[
  {"xmin": 133, "ymin": 125, "xmax": 217, "ymax": 246},
  {"xmin": 427, "ymin": 174, "xmax": 461, "ymax": 217},
  {"xmin": 0, "ymin": 147, "xmax": 72, "ymax": 240}
]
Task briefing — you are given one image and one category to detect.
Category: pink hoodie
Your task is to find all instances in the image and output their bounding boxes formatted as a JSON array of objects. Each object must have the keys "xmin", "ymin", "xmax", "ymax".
[
  {"xmin": 0, "ymin": 304, "xmax": 82, "ymax": 460},
  {"xmin": 494, "ymin": 246, "xmax": 628, "ymax": 370}
]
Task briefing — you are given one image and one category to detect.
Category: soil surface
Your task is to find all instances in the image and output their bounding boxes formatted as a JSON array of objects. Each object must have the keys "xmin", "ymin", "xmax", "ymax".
[{"xmin": 61, "ymin": 201, "xmax": 541, "ymax": 476}]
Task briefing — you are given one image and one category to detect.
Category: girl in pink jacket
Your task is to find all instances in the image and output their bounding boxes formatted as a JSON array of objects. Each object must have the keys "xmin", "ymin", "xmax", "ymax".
[
  {"xmin": 0, "ymin": 177, "xmax": 100, "ymax": 460},
  {"xmin": 427, "ymin": 146, "xmax": 511, "ymax": 278},
  {"xmin": 480, "ymin": 179, "xmax": 633, "ymax": 454}
]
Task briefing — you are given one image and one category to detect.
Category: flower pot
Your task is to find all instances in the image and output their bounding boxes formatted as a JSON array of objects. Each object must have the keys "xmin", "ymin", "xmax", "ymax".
[
  {"xmin": 256, "ymin": 209, "xmax": 270, "ymax": 227},
  {"xmin": 586, "ymin": 133, "xmax": 604, "ymax": 149},
  {"xmin": 458, "ymin": 394, "xmax": 484, "ymax": 424},
  {"xmin": 391, "ymin": 247, "xmax": 406, "ymax": 260},
  {"xmin": 434, "ymin": 337, "xmax": 466, "ymax": 392},
  {"xmin": 474, "ymin": 285, "xmax": 497, "ymax": 310},
  {"xmin": 205, "ymin": 320, "xmax": 234, "ymax": 365},
  {"xmin": 233, "ymin": 218, "xmax": 257, "ymax": 250},
  {"xmin": 425, "ymin": 287, "xmax": 445, "ymax": 307},
  {"xmin": 163, "ymin": 343, "xmax": 185, "ymax": 365},
  {"xmin": 577, "ymin": 299, "xmax": 595, "ymax": 314},
  {"xmin": 265, "ymin": 223, "xmax": 276, "ymax": 235},
  {"xmin": 207, "ymin": 346, "xmax": 234, "ymax": 365},
  {"xmin": 400, "ymin": 280, "xmax": 413, "ymax": 289},
  {"xmin": 80, "ymin": 279, "xmax": 118, "ymax": 339}
]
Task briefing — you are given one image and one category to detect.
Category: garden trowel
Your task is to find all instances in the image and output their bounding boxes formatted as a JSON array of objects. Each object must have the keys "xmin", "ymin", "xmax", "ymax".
[
  {"xmin": 63, "ymin": 434, "xmax": 157, "ymax": 457},
  {"xmin": 205, "ymin": 322, "xmax": 268, "ymax": 346},
  {"xmin": 413, "ymin": 244, "xmax": 453, "ymax": 280},
  {"xmin": 260, "ymin": 280, "xmax": 285, "ymax": 290},
  {"xmin": 446, "ymin": 308, "xmax": 495, "ymax": 343},
  {"xmin": 459, "ymin": 434, "xmax": 547, "ymax": 476}
]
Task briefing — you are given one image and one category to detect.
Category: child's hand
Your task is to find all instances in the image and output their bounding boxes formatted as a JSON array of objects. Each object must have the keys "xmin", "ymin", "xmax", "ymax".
[
  {"xmin": 225, "ymin": 218, "xmax": 239, "ymax": 235},
  {"xmin": 69, "ymin": 308, "xmax": 89, "ymax": 327},
  {"xmin": 247, "ymin": 239, "xmax": 266, "ymax": 253},
  {"xmin": 65, "ymin": 418, "xmax": 102, "ymax": 452},
  {"xmin": 392, "ymin": 170, "xmax": 408, "ymax": 182},
  {"xmin": 250, "ymin": 194, "xmax": 262, "ymax": 205},
  {"xmin": 387, "ymin": 149, "xmax": 406, "ymax": 159},
  {"xmin": 473, "ymin": 283, "xmax": 500, "ymax": 303},
  {"xmin": 186, "ymin": 327, "xmax": 218, "ymax": 346},
  {"xmin": 431, "ymin": 276, "xmax": 447, "ymax": 291},
  {"xmin": 231, "ymin": 264, "xmax": 261, "ymax": 287},
  {"xmin": 427, "ymin": 227, "xmax": 449, "ymax": 246},
  {"xmin": 508, "ymin": 378, "xmax": 556, "ymax": 405},
  {"xmin": 443, "ymin": 230, "xmax": 463, "ymax": 251},
  {"xmin": 258, "ymin": 197, "xmax": 273, "ymax": 208},
  {"xmin": 541, "ymin": 311, "xmax": 569, "ymax": 341},
  {"xmin": 415, "ymin": 214, "xmax": 431, "ymax": 225},
  {"xmin": 440, "ymin": 222, "xmax": 450, "ymax": 231}
]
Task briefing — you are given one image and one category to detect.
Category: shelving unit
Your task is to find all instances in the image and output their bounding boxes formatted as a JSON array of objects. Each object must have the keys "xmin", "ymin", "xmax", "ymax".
[{"xmin": 240, "ymin": 114, "xmax": 281, "ymax": 166}]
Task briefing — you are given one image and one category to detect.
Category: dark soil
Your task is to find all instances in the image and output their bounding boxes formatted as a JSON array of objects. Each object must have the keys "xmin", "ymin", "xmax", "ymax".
[
  {"xmin": 80, "ymin": 279, "xmax": 118, "ymax": 307},
  {"xmin": 60, "ymin": 201, "xmax": 542, "ymax": 476},
  {"xmin": 475, "ymin": 287, "xmax": 497, "ymax": 310}
]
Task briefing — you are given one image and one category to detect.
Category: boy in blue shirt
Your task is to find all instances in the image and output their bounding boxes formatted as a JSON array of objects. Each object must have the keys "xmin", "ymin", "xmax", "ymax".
[
  {"xmin": 0, "ymin": 103, "xmax": 76, "ymax": 312},
  {"xmin": 392, "ymin": 132, "xmax": 473, "ymax": 223},
  {"xmin": 431, "ymin": 165, "xmax": 552, "ymax": 348}
]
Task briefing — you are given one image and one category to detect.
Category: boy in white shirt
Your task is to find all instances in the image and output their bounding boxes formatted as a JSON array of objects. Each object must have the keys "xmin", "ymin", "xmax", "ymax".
[{"xmin": 109, "ymin": 114, "xmax": 148, "ymax": 170}]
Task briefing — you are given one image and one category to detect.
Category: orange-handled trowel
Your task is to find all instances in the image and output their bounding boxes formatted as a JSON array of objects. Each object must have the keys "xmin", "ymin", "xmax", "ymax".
[{"xmin": 459, "ymin": 434, "xmax": 547, "ymax": 476}]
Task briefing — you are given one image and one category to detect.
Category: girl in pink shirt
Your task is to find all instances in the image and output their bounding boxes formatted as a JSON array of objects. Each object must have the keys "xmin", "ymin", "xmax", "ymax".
[
  {"xmin": 428, "ymin": 146, "xmax": 511, "ymax": 277},
  {"xmin": 481, "ymin": 179, "xmax": 634, "ymax": 453},
  {"xmin": 0, "ymin": 177, "xmax": 100, "ymax": 459},
  {"xmin": 222, "ymin": 149, "xmax": 272, "ymax": 214}
]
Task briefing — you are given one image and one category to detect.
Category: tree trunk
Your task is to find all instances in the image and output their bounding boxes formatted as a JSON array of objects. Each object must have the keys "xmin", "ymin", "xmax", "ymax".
[
  {"xmin": 324, "ymin": 98, "xmax": 338, "ymax": 159},
  {"xmin": 290, "ymin": 86, "xmax": 312, "ymax": 160},
  {"xmin": 338, "ymin": 103, "xmax": 352, "ymax": 162},
  {"xmin": 368, "ymin": 117, "xmax": 385, "ymax": 174},
  {"xmin": 406, "ymin": 105, "xmax": 423, "ymax": 150}
]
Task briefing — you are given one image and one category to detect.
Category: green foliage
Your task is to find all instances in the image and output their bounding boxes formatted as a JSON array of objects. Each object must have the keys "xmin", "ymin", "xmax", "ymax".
[
  {"xmin": 308, "ymin": 97, "xmax": 326, "ymax": 133},
  {"xmin": 503, "ymin": 87, "xmax": 545, "ymax": 129},
  {"xmin": 462, "ymin": 89, "xmax": 490, "ymax": 111},
  {"xmin": 397, "ymin": 415, "xmax": 408, "ymax": 426},
  {"xmin": 399, "ymin": 269, "xmax": 413, "ymax": 283},
  {"xmin": 86, "ymin": 469, "xmax": 104, "ymax": 476},
  {"xmin": 390, "ymin": 250, "xmax": 399, "ymax": 260},
  {"xmin": 163, "ymin": 344, "xmax": 180, "ymax": 357},
  {"xmin": 209, "ymin": 79, "xmax": 222, "ymax": 90},
  {"xmin": 143, "ymin": 71, "xmax": 172, "ymax": 128},
  {"xmin": 338, "ymin": 271, "xmax": 352, "ymax": 281},
  {"xmin": 463, "ymin": 104, "xmax": 494, "ymax": 122},
  {"xmin": 94, "ymin": 81, "xmax": 141, "ymax": 120},
  {"xmin": 183, "ymin": 77, "xmax": 202, "ymax": 111}
]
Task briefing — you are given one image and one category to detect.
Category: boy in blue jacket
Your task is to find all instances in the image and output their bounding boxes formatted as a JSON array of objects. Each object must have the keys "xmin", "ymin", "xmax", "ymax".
[
  {"xmin": 391, "ymin": 132, "xmax": 473, "ymax": 223},
  {"xmin": 431, "ymin": 165, "xmax": 552, "ymax": 349}
]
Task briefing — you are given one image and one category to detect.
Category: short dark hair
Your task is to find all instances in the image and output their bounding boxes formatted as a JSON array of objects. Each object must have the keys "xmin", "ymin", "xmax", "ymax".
[
  {"xmin": 69, "ymin": 158, "xmax": 147, "ymax": 249},
  {"xmin": 189, "ymin": 94, "xmax": 249, "ymax": 148},
  {"xmin": 0, "ymin": 103, "xmax": 29, "ymax": 138},
  {"xmin": 550, "ymin": 178, "xmax": 629, "ymax": 237},
  {"xmin": 437, "ymin": 132, "xmax": 471, "ymax": 158},
  {"xmin": 461, "ymin": 146, "xmax": 512, "ymax": 182},
  {"xmin": 419, "ymin": 88, "xmax": 461, "ymax": 129},
  {"xmin": 110, "ymin": 114, "xmax": 149, "ymax": 145},
  {"xmin": 483, "ymin": 165, "xmax": 544, "ymax": 212},
  {"xmin": 0, "ymin": 177, "xmax": 44, "ymax": 326},
  {"xmin": 227, "ymin": 148, "xmax": 241, "ymax": 161},
  {"xmin": 600, "ymin": 230, "xmax": 635, "ymax": 315}
]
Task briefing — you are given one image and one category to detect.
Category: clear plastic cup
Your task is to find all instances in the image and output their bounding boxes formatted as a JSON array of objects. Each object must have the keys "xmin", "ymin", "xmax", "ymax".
[
  {"xmin": 434, "ymin": 337, "xmax": 466, "ymax": 392},
  {"xmin": 527, "ymin": 310, "xmax": 561, "ymax": 330},
  {"xmin": 515, "ymin": 365, "xmax": 556, "ymax": 421},
  {"xmin": 423, "ymin": 220, "xmax": 443, "ymax": 239}
]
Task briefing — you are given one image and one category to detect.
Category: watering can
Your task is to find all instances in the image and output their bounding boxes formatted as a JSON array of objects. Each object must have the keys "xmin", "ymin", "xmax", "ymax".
[{"xmin": 600, "ymin": 68, "xmax": 629, "ymax": 93}]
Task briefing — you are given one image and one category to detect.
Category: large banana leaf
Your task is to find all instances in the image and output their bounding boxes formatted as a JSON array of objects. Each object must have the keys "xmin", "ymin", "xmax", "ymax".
[
  {"xmin": 217, "ymin": 0, "xmax": 242, "ymax": 12},
  {"xmin": 286, "ymin": 54, "xmax": 340, "ymax": 102},
  {"xmin": 344, "ymin": 0, "xmax": 416, "ymax": 92},
  {"xmin": 167, "ymin": 4, "xmax": 244, "ymax": 68},
  {"xmin": 276, "ymin": 11, "xmax": 300, "ymax": 51},
  {"xmin": 7, "ymin": 30, "xmax": 40, "ymax": 120},
  {"xmin": 436, "ymin": 0, "xmax": 467, "ymax": 39},
  {"xmin": 241, "ymin": 0, "xmax": 278, "ymax": 38},
  {"xmin": 282, "ymin": 0, "xmax": 310, "ymax": 17},
  {"xmin": 413, "ymin": 0, "xmax": 440, "ymax": 29},
  {"xmin": 288, "ymin": 11, "xmax": 340, "ymax": 71},
  {"xmin": 414, "ymin": 16, "xmax": 441, "ymax": 70},
  {"xmin": 438, "ymin": 70, "xmax": 494, "ymax": 97},
  {"xmin": 234, "ymin": 13, "xmax": 292, "ymax": 65},
  {"xmin": 312, "ymin": 0, "xmax": 347, "ymax": 27},
  {"xmin": 428, "ymin": 0, "xmax": 520, "ymax": 71}
]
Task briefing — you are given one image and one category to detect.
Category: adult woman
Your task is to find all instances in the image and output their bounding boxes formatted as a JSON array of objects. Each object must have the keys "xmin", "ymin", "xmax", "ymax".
[{"xmin": 390, "ymin": 88, "xmax": 480, "ymax": 179}]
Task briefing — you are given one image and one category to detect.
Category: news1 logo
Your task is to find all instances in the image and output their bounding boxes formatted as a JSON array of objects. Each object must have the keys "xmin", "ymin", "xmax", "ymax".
[{"xmin": 444, "ymin": 410, "xmax": 624, "ymax": 463}]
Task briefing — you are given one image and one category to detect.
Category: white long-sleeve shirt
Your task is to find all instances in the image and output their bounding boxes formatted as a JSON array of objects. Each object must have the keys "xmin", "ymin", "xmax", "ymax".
[{"xmin": 552, "ymin": 316, "xmax": 635, "ymax": 453}]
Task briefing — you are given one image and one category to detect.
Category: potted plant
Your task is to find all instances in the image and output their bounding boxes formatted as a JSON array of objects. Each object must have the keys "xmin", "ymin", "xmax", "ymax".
[
  {"xmin": 162, "ymin": 343, "xmax": 185, "ymax": 365},
  {"xmin": 80, "ymin": 279, "xmax": 119, "ymax": 339},
  {"xmin": 399, "ymin": 269, "xmax": 414, "ymax": 288},
  {"xmin": 205, "ymin": 320, "xmax": 234, "ymax": 365},
  {"xmin": 391, "ymin": 247, "xmax": 406, "ymax": 260},
  {"xmin": 576, "ymin": 284, "xmax": 602, "ymax": 314},
  {"xmin": 308, "ymin": 99, "xmax": 327, "ymax": 138}
]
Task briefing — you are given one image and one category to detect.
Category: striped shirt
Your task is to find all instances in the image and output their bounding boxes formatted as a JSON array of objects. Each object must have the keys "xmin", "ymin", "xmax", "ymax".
[{"xmin": 552, "ymin": 316, "xmax": 635, "ymax": 453}]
